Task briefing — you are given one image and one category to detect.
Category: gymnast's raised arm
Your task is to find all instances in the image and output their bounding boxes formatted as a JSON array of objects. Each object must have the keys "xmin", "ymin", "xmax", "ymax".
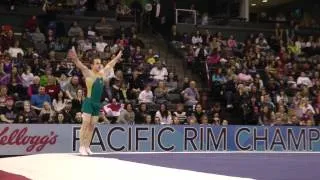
[
  {"xmin": 102, "ymin": 50, "xmax": 123, "ymax": 73},
  {"xmin": 68, "ymin": 46, "xmax": 91, "ymax": 77}
]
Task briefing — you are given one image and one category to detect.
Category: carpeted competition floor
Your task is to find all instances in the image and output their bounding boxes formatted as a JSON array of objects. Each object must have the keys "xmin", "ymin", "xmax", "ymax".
[{"xmin": 0, "ymin": 152, "xmax": 318, "ymax": 180}]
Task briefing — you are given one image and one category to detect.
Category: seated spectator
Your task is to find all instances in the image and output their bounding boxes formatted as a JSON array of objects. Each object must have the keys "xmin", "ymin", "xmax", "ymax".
[
  {"xmin": 103, "ymin": 98, "xmax": 123, "ymax": 118},
  {"xmin": 138, "ymin": 84, "xmax": 153, "ymax": 104},
  {"xmin": 188, "ymin": 115, "xmax": 198, "ymax": 125},
  {"xmin": 54, "ymin": 112, "xmax": 68, "ymax": 124},
  {"xmin": 100, "ymin": 45, "xmax": 112, "ymax": 60},
  {"xmin": 134, "ymin": 103, "xmax": 150, "ymax": 124},
  {"xmin": 167, "ymin": 72, "xmax": 178, "ymax": 93},
  {"xmin": 116, "ymin": 1, "xmax": 131, "ymax": 16},
  {"xmin": 95, "ymin": 17, "xmax": 114, "ymax": 37},
  {"xmin": 238, "ymin": 69, "xmax": 253, "ymax": 82},
  {"xmin": 74, "ymin": 112, "xmax": 83, "ymax": 124},
  {"xmin": 117, "ymin": 103, "xmax": 135, "ymax": 124},
  {"xmin": 113, "ymin": 82, "xmax": 131, "ymax": 103},
  {"xmin": 297, "ymin": 72, "xmax": 312, "ymax": 88},
  {"xmin": 182, "ymin": 81, "xmax": 200, "ymax": 106},
  {"xmin": 71, "ymin": 89, "xmax": 84, "ymax": 114},
  {"xmin": 25, "ymin": 16, "xmax": 38, "ymax": 33},
  {"xmin": 32, "ymin": 28, "xmax": 46, "ymax": 53},
  {"xmin": 21, "ymin": 66, "xmax": 34, "ymax": 88},
  {"xmin": 0, "ymin": 86, "xmax": 9, "ymax": 107},
  {"xmin": 45, "ymin": 75, "xmax": 60, "ymax": 99},
  {"xmin": 192, "ymin": 103, "xmax": 206, "ymax": 124},
  {"xmin": 15, "ymin": 100, "xmax": 38, "ymax": 123},
  {"xmin": 96, "ymin": 0, "xmax": 108, "ymax": 11},
  {"xmin": 195, "ymin": 43, "xmax": 208, "ymax": 59},
  {"xmin": 0, "ymin": 66, "xmax": 11, "ymax": 86},
  {"xmin": 200, "ymin": 115, "xmax": 209, "ymax": 125},
  {"xmin": 0, "ymin": 96, "xmax": 17, "ymax": 123},
  {"xmin": 1, "ymin": 30, "xmax": 15, "ymax": 50},
  {"xmin": 149, "ymin": 61, "xmax": 168, "ymax": 81},
  {"xmin": 155, "ymin": 104, "xmax": 172, "ymax": 125},
  {"xmin": 8, "ymin": 41, "xmax": 24, "ymax": 58},
  {"xmin": 132, "ymin": 46, "xmax": 144, "ymax": 64},
  {"xmin": 227, "ymin": 35, "xmax": 237, "ymax": 49},
  {"xmin": 116, "ymin": 33, "xmax": 129, "ymax": 47},
  {"xmin": 79, "ymin": 39, "xmax": 93, "ymax": 52},
  {"xmin": 39, "ymin": 101, "xmax": 55, "ymax": 123},
  {"xmin": 28, "ymin": 76, "xmax": 41, "ymax": 97},
  {"xmin": 222, "ymin": 120, "xmax": 229, "ymax": 125},
  {"xmin": 173, "ymin": 103, "xmax": 187, "ymax": 124},
  {"xmin": 7, "ymin": 76, "xmax": 25, "ymax": 101},
  {"xmin": 145, "ymin": 48, "xmax": 156, "ymax": 65},
  {"xmin": 95, "ymin": 36, "xmax": 108, "ymax": 53},
  {"xmin": 255, "ymin": 33, "xmax": 268, "ymax": 45},
  {"xmin": 191, "ymin": 31, "xmax": 203, "ymax": 45},
  {"xmin": 207, "ymin": 49, "xmax": 221, "ymax": 65},
  {"xmin": 225, "ymin": 76, "xmax": 237, "ymax": 109},
  {"xmin": 40, "ymin": 68, "xmax": 52, "ymax": 87},
  {"xmin": 154, "ymin": 80, "xmax": 169, "ymax": 104},
  {"xmin": 52, "ymin": 91, "xmax": 67, "ymax": 113},
  {"xmin": 259, "ymin": 105, "xmax": 275, "ymax": 125},
  {"xmin": 61, "ymin": 101, "xmax": 73, "ymax": 123},
  {"xmin": 210, "ymin": 37, "xmax": 221, "ymax": 52},
  {"xmin": 31, "ymin": 86, "xmax": 51, "ymax": 110},
  {"xmin": 68, "ymin": 21, "xmax": 84, "ymax": 38},
  {"xmin": 65, "ymin": 75, "xmax": 82, "ymax": 100},
  {"xmin": 144, "ymin": 114, "xmax": 153, "ymax": 124},
  {"xmin": 130, "ymin": 34, "xmax": 144, "ymax": 48}
]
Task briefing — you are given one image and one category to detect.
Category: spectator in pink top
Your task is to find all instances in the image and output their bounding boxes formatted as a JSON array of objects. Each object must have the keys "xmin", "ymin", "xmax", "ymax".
[
  {"xmin": 207, "ymin": 49, "xmax": 221, "ymax": 65},
  {"xmin": 227, "ymin": 35, "xmax": 237, "ymax": 48}
]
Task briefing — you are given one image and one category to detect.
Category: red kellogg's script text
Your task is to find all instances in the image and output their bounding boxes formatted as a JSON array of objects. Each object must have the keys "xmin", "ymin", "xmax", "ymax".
[{"xmin": 0, "ymin": 126, "xmax": 58, "ymax": 152}]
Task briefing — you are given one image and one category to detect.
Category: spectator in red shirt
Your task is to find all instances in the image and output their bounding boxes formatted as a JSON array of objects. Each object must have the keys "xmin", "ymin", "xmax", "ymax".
[
  {"xmin": 45, "ymin": 76, "xmax": 60, "ymax": 99},
  {"xmin": 1, "ymin": 30, "xmax": 15, "ymax": 50},
  {"xmin": 25, "ymin": 16, "xmax": 38, "ymax": 33}
]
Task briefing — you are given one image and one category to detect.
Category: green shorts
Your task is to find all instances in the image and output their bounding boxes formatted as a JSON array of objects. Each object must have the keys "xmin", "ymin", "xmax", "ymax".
[{"xmin": 81, "ymin": 98, "xmax": 101, "ymax": 117}]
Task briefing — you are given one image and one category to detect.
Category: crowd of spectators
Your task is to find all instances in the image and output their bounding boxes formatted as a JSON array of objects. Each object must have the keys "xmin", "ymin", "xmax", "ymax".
[
  {"xmin": 1, "ymin": 1, "xmax": 320, "ymax": 126},
  {"xmin": 169, "ymin": 20, "xmax": 320, "ymax": 126},
  {"xmin": 0, "ymin": 3, "xmax": 228, "ymax": 126}
]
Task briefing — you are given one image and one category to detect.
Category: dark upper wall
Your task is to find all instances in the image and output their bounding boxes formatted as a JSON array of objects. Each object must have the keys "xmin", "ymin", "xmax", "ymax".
[{"xmin": 251, "ymin": 0, "xmax": 320, "ymax": 20}]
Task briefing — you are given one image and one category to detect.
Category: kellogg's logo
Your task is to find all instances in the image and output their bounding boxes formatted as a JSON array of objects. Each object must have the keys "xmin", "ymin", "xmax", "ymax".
[{"xmin": 0, "ymin": 127, "xmax": 58, "ymax": 152}]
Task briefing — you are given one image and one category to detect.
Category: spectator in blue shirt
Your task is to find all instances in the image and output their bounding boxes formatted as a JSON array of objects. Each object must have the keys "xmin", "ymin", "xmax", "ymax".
[{"xmin": 31, "ymin": 86, "xmax": 51, "ymax": 111}]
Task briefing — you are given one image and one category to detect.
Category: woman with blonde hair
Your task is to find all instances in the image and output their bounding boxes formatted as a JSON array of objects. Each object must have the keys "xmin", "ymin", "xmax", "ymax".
[{"xmin": 39, "ymin": 101, "xmax": 55, "ymax": 123}]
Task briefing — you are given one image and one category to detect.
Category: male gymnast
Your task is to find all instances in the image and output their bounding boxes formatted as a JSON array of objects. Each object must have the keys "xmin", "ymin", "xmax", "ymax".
[{"xmin": 68, "ymin": 46, "xmax": 122, "ymax": 155}]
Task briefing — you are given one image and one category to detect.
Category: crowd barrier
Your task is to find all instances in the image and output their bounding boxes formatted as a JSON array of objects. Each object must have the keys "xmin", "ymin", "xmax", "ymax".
[{"xmin": 0, "ymin": 125, "xmax": 319, "ymax": 155}]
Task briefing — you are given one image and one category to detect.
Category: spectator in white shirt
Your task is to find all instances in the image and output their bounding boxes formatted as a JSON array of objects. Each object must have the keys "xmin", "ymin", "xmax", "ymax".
[
  {"xmin": 95, "ymin": 36, "xmax": 108, "ymax": 52},
  {"xmin": 21, "ymin": 66, "xmax": 34, "ymax": 88},
  {"xmin": 150, "ymin": 61, "xmax": 168, "ymax": 81},
  {"xmin": 8, "ymin": 41, "xmax": 24, "ymax": 58},
  {"xmin": 155, "ymin": 104, "xmax": 172, "ymax": 125},
  {"xmin": 255, "ymin": 33, "xmax": 268, "ymax": 45},
  {"xmin": 297, "ymin": 72, "xmax": 312, "ymax": 87},
  {"xmin": 79, "ymin": 39, "xmax": 92, "ymax": 52},
  {"xmin": 194, "ymin": 44, "xmax": 208, "ymax": 58},
  {"xmin": 138, "ymin": 85, "xmax": 154, "ymax": 104},
  {"xmin": 305, "ymin": 36, "xmax": 313, "ymax": 48},
  {"xmin": 192, "ymin": 31, "xmax": 203, "ymax": 45}
]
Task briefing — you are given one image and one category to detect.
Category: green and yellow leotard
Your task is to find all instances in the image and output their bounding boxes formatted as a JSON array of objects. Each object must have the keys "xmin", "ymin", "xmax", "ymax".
[{"xmin": 81, "ymin": 74, "xmax": 104, "ymax": 116}]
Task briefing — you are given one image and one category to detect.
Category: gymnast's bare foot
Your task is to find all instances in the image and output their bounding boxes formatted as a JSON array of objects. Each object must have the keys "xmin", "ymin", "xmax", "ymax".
[
  {"xmin": 79, "ymin": 146, "xmax": 88, "ymax": 156},
  {"xmin": 86, "ymin": 147, "xmax": 93, "ymax": 155}
]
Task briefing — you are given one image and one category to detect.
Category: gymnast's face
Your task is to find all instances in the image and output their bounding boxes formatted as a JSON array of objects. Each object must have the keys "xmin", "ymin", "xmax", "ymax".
[{"xmin": 92, "ymin": 59, "xmax": 102, "ymax": 72}]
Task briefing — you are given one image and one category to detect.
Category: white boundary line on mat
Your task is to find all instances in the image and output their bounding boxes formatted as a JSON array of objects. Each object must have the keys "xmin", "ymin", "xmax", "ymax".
[{"xmin": 88, "ymin": 151, "xmax": 320, "ymax": 155}]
